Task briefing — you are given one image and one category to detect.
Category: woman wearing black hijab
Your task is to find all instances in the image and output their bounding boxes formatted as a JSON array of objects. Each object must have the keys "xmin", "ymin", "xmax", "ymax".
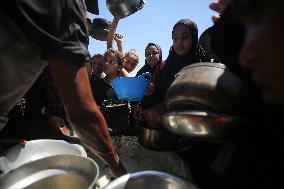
[{"xmin": 154, "ymin": 19, "xmax": 201, "ymax": 104}]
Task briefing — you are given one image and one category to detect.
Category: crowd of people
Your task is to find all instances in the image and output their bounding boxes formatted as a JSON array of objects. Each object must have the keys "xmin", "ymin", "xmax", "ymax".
[{"xmin": 0, "ymin": 0, "xmax": 283, "ymax": 188}]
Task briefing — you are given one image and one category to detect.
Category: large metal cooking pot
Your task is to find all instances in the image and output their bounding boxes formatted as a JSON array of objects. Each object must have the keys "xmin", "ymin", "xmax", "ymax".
[
  {"xmin": 166, "ymin": 62, "xmax": 255, "ymax": 117},
  {"xmin": 137, "ymin": 125, "xmax": 178, "ymax": 151},
  {"xmin": 137, "ymin": 124, "xmax": 194, "ymax": 151},
  {"xmin": 0, "ymin": 139, "xmax": 87, "ymax": 173},
  {"xmin": 0, "ymin": 154, "xmax": 99, "ymax": 189},
  {"xmin": 91, "ymin": 18, "xmax": 111, "ymax": 41},
  {"xmin": 162, "ymin": 111, "xmax": 247, "ymax": 141},
  {"xmin": 105, "ymin": 171, "xmax": 199, "ymax": 189},
  {"xmin": 106, "ymin": 0, "xmax": 146, "ymax": 19}
]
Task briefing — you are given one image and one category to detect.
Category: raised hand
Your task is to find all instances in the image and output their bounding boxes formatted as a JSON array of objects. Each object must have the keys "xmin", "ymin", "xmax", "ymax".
[{"xmin": 209, "ymin": 0, "xmax": 231, "ymax": 23}]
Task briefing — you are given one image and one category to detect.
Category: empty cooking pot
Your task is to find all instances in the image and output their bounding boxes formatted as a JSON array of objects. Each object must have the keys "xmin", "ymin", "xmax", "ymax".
[
  {"xmin": 0, "ymin": 154, "xmax": 99, "ymax": 189},
  {"xmin": 166, "ymin": 62, "xmax": 255, "ymax": 117},
  {"xmin": 137, "ymin": 125, "xmax": 178, "ymax": 151},
  {"xmin": 111, "ymin": 72, "xmax": 151, "ymax": 101},
  {"xmin": 106, "ymin": 0, "xmax": 146, "ymax": 19},
  {"xmin": 162, "ymin": 111, "xmax": 247, "ymax": 141},
  {"xmin": 91, "ymin": 18, "xmax": 112, "ymax": 41},
  {"xmin": 137, "ymin": 123, "xmax": 194, "ymax": 152},
  {"xmin": 0, "ymin": 139, "xmax": 87, "ymax": 173},
  {"xmin": 105, "ymin": 170, "xmax": 199, "ymax": 189}
]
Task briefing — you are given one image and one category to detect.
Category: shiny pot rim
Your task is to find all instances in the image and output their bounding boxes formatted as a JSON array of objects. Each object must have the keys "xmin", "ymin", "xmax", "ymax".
[
  {"xmin": 105, "ymin": 170, "xmax": 199, "ymax": 189},
  {"xmin": 0, "ymin": 154, "xmax": 99, "ymax": 189},
  {"xmin": 162, "ymin": 111, "xmax": 247, "ymax": 141}
]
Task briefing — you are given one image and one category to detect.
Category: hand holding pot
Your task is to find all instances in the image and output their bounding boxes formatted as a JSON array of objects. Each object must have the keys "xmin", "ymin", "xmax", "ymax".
[
  {"xmin": 109, "ymin": 158, "xmax": 127, "ymax": 178},
  {"xmin": 141, "ymin": 102, "xmax": 167, "ymax": 129},
  {"xmin": 133, "ymin": 106, "xmax": 144, "ymax": 121},
  {"xmin": 145, "ymin": 82, "xmax": 155, "ymax": 96}
]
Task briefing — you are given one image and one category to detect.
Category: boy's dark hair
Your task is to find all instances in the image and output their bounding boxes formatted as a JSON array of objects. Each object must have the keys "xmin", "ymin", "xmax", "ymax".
[
  {"xmin": 91, "ymin": 54, "xmax": 103, "ymax": 67},
  {"xmin": 103, "ymin": 49, "xmax": 123, "ymax": 66}
]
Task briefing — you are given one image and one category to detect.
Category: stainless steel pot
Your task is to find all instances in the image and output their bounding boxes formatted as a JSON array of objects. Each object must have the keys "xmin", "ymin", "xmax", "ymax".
[
  {"xmin": 137, "ymin": 125, "xmax": 193, "ymax": 151},
  {"xmin": 166, "ymin": 62, "xmax": 255, "ymax": 117},
  {"xmin": 105, "ymin": 171, "xmax": 199, "ymax": 189},
  {"xmin": 91, "ymin": 18, "xmax": 111, "ymax": 41},
  {"xmin": 0, "ymin": 139, "xmax": 87, "ymax": 173},
  {"xmin": 137, "ymin": 126, "xmax": 178, "ymax": 151},
  {"xmin": 162, "ymin": 111, "xmax": 247, "ymax": 141},
  {"xmin": 0, "ymin": 154, "xmax": 99, "ymax": 189},
  {"xmin": 106, "ymin": 0, "xmax": 146, "ymax": 19}
]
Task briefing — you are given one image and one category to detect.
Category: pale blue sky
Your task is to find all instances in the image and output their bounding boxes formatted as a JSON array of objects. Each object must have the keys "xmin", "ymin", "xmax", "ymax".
[{"xmin": 88, "ymin": 0, "xmax": 215, "ymax": 76}]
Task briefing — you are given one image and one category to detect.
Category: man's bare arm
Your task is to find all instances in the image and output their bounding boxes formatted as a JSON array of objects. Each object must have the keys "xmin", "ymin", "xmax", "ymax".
[{"xmin": 49, "ymin": 59, "xmax": 126, "ymax": 177}]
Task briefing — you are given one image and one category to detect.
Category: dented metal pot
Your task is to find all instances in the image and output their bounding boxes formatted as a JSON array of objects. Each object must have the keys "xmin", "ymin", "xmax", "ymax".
[
  {"xmin": 166, "ymin": 62, "xmax": 255, "ymax": 117},
  {"xmin": 106, "ymin": 0, "xmax": 146, "ymax": 19}
]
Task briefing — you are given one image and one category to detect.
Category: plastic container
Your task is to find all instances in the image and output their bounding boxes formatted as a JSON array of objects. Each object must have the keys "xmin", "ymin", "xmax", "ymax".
[{"xmin": 111, "ymin": 72, "xmax": 151, "ymax": 101}]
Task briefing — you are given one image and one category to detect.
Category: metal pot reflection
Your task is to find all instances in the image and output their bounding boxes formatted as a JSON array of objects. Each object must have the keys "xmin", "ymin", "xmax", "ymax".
[
  {"xmin": 137, "ymin": 125, "xmax": 178, "ymax": 151},
  {"xmin": 162, "ymin": 111, "xmax": 247, "ymax": 141},
  {"xmin": 137, "ymin": 123, "xmax": 194, "ymax": 152}
]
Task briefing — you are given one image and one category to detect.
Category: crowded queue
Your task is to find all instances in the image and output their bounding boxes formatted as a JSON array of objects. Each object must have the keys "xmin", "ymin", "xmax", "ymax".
[{"xmin": 0, "ymin": 0, "xmax": 284, "ymax": 188}]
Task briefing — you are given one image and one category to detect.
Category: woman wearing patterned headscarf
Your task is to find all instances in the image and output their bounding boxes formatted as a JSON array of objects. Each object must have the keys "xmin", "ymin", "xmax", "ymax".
[
  {"xmin": 136, "ymin": 42, "xmax": 164, "ymax": 93},
  {"xmin": 132, "ymin": 43, "xmax": 164, "ymax": 122}
]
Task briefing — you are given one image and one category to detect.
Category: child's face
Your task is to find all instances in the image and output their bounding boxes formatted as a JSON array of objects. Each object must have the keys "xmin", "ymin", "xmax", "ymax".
[
  {"xmin": 103, "ymin": 54, "xmax": 120, "ymax": 75},
  {"xmin": 172, "ymin": 24, "xmax": 193, "ymax": 55},
  {"xmin": 145, "ymin": 46, "xmax": 160, "ymax": 68},
  {"xmin": 123, "ymin": 56, "xmax": 138, "ymax": 73},
  {"xmin": 92, "ymin": 57, "xmax": 103, "ymax": 74}
]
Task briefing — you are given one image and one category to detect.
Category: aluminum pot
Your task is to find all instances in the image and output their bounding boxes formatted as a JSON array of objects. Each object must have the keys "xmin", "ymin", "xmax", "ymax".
[
  {"xmin": 162, "ymin": 111, "xmax": 247, "ymax": 141},
  {"xmin": 0, "ymin": 139, "xmax": 87, "ymax": 173},
  {"xmin": 137, "ymin": 125, "xmax": 178, "ymax": 151},
  {"xmin": 137, "ymin": 124, "xmax": 193, "ymax": 152},
  {"xmin": 91, "ymin": 18, "xmax": 111, "ymax": 41},
  {"xmin": 105, "ymin": 171, "xmax": 199, "ymax": 189},
  {"xmin": 0, "ymin": 154, "xmax": 99, "ymax": 189},
  {"xmin": 106, "ymin": 0, "xmax": 146, "ymax": 19},
  {"xmin": 166, "ymin": 62, "xmax": 255, "ymax": 117}
]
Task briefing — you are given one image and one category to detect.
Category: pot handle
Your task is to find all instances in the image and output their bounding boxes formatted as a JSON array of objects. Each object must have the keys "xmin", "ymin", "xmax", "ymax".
[{"xmin": 137, "ymin": 72, "xmax": 152, "ymax": 81}]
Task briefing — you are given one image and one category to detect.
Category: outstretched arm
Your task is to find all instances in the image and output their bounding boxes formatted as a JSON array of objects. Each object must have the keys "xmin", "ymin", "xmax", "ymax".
[
  {"xmin": 107, "ymin": 18, "xmax": 120, "ymax": 49},
  {"xmin": 49, "ymin": 59, "xmax": 127, "ymax": 177}
]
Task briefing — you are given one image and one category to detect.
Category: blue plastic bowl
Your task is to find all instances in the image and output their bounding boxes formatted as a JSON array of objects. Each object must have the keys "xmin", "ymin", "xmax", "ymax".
[{"xmin": 111, "ymin": 72, "xmax": 151, "ymax": 101}]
